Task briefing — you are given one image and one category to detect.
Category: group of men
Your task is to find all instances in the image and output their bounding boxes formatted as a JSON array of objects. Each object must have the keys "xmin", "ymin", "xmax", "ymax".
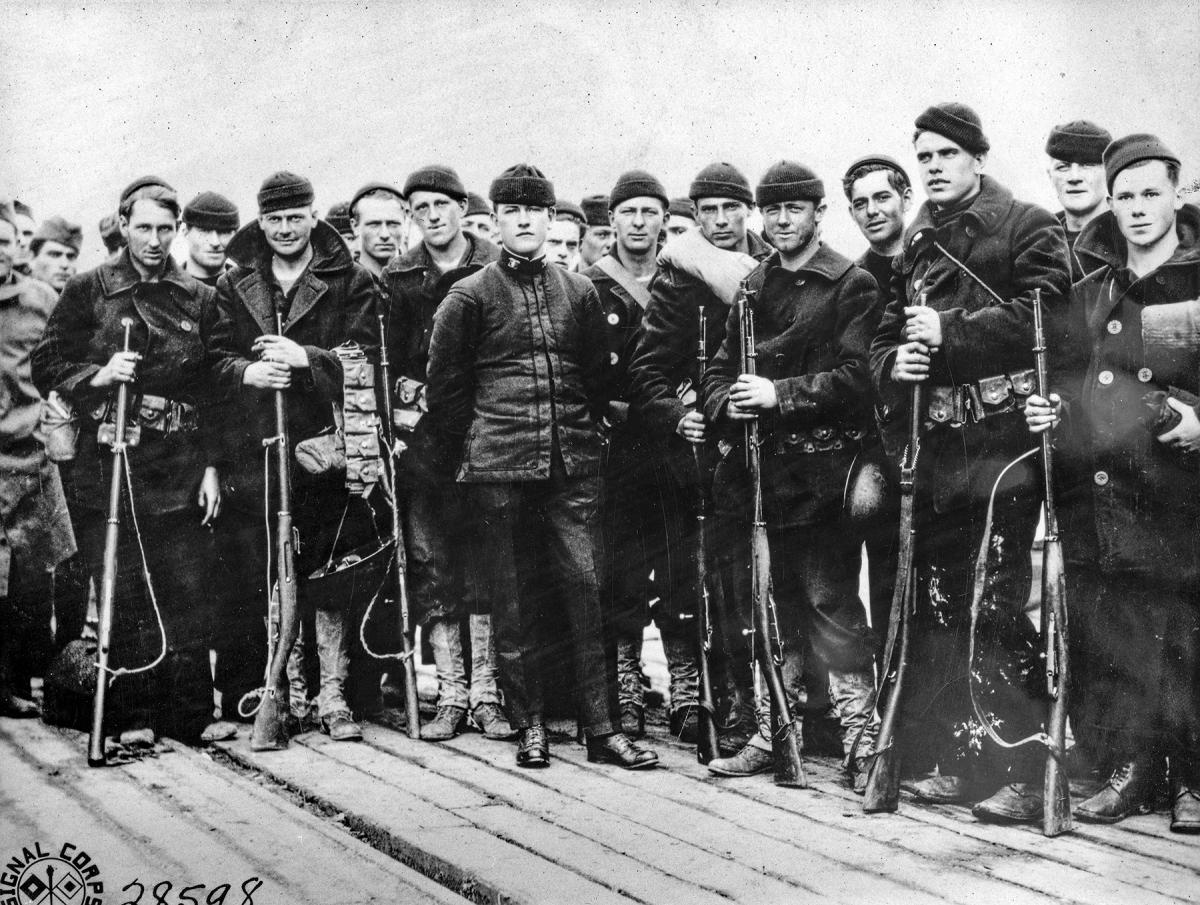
[{"xmin": 2, "ymin": 100, "xmax": 1198, "ymax": 833}]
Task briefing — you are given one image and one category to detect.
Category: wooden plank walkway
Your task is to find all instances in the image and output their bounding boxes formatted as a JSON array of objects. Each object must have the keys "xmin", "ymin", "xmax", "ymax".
[{"xmin": 3, "ymin": 711, "xmax": 1196, "ymax": 904}]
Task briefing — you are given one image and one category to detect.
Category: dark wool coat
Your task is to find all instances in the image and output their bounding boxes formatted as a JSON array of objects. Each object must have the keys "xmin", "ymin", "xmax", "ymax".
[
  {"xmin": 425, "ymin": 255, "xmax": 610, "ymax": 483},
  {"xmin": 869, "ymin": 176, "xmax": 1072, "ymax": 513},
  {"xmin": 32, "ymin": 250, "xmax": 220, "ymax": 513},
  {"xmin": 208, "ymin": 220, "xmax": 377, "ymax": 510},
  {"xmin": 702, "ymin": 245, "xmax": 883, "ymax": 528},
  {"xmin": 1049, "ymin": 204, "xmax": 1200, "ymax": 585},
  {"xmin": 628, "ymin": 230, "xmax": 772, "ymax": 487}
]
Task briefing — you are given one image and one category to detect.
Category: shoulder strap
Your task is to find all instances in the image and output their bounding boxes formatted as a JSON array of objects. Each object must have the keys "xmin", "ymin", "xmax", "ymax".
[{"xmin": 594, "ymin": 255, "xmax": 653, "ymax": 310}]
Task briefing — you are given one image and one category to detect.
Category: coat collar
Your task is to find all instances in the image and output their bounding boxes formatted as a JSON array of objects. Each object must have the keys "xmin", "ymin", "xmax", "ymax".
[
  {"xmin": 384, "ymin": 231, "xmax": 498, "ymax": 276},
  {"xmin": 97, "ymin": 248, "xmax": 199, "ymax": 298},
  {"xmin": 1074, "ymin": 203, "xmax": 1200, "ymax": 276},
  {"xmin": 761, "ymin": 242, "xmax": 853, "ymax": 283},
  {"xmin": 904, "ymin": 175, "xmax": 1015, "ymax": 252},
  {"xmin": 226, "ymin": 218, "xmax": 353, "ymax": 275}
]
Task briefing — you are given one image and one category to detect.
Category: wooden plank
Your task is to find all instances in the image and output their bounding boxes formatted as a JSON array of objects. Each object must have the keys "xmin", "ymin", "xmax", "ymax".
[{"xmin": 219, "ymin": 734, "xmax": 639, "ymax": 905}]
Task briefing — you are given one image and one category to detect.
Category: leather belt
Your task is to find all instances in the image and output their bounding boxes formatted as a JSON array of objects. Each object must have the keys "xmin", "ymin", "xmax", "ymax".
[
  {"xmin": 92, "ymin": 393, "xmax": 198, "ymax": 437},
  {"xmin": 927, "ymin": 369, "xmax": 1035, "ymax": 426},
  {"xmin": 771, "ymin": 425, "xmax": 867, "ymax": 455}
]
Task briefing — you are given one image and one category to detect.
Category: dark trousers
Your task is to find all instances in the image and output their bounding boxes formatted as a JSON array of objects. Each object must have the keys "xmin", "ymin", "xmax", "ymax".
[
  {"xmin": 470, "ymin": 463, "xmax": 617, "ymax": 736},
  {"xmin": 70, "ymin": 505, "xmax": 214, "ymax": 743},
  {"xmin": 1, "ymin": 559, "xmax": 55, "ymax": 696},
  {"xmin": 897, "ymin": 491, "xmax": 1045, "ymax": 784}
]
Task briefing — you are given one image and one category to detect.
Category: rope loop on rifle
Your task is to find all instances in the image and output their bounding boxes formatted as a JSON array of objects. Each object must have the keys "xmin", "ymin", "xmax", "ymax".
[
  {"xmin": 966, "ymin": 446, "xmax": 1050, "ymax": 752},
  {"xmin": 357, "ymin": 426, "xmax": 410, "ymax": 661}
]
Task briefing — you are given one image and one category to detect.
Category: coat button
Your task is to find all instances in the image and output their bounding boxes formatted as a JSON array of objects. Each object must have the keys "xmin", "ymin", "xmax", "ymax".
[
  {"xmin": 1138, "ymin": 367, "xmax": 1153, "ymax": 382},
  {"xmin": 1094, "ymin": 470, "xmax": 1109, "ymax": 486},
  {"xmin": 1156, "ymin": 275, "xmax": 1166, "ymax": 284},
  {"xmin": 1097, "ymin": 370, "xmax": 1114, "ymax": 386},
  {"xmin": 1106, "ymin": 320, "xmax": 1122, "ymax": 334},
  {"xmin": 610, "ymin": 352, "xmax": 619, "ymax": 365},
  {"xmin": 607, "ymin": 313, "xmax": 620, "ymax": 326}
]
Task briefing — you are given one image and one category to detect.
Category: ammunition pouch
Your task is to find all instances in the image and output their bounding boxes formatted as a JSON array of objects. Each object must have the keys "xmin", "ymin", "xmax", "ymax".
[
  {"xmin": 35, "ymin": 391, "xmax": 79, "ymax": 462},
  {"xmin": 392, "ymin": 376, "xmax": 427, "ymax": 433},
  {"xmin": 336, "ymin": 343, "xmax": 383, "ymax": 496},
  {"xmin": 927, "ymin": 369, "xmax": 1035, "ymax": 427},
  {"xmin": 92, "ymin": 393, "xmax": 199, "ymax": 448},
  {"xmin": 771, "ymin": 425, "xmax": 867, "ymax": 455}
]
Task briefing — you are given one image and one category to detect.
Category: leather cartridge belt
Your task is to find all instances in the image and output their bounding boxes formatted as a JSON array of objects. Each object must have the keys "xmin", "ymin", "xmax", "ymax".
[
  {"xmin": 92, "ymin": 393, "xmax": 198, "ymax": 435},
  {"xmin": 771, "ymin": 425, "xmax": 867, "ymax": 455},
  {"xmin": 927, "ymin": 369, "xmax": 1035, "ymax": 426}
]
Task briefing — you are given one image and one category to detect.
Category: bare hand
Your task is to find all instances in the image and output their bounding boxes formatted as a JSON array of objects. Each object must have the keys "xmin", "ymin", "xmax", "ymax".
[
  {"xmin": 1025, "ymin": 393, "xmax": 1061, "ymax": 434},
  {"xmin": 1157, "ymin": 396, "xmax": 1200, "ymax": 452},
  {"xmin": 243, "ymin": 360, "xmax": 291, "ymax": 389},
  {"xmin": 891, "ymin": 341, "xmax": 931, "ymax": 382},
  {"xmin": 729, "ymin": 374, "xmax": 778, "ymax": 410},
  {"xmin": 904, "ymin": 306, "xmax": 942, "ymax": 349},
  {"xmin": 89, "ymin": 351, "xmax": 141, "ymax": 387},
  {"xmin": 198, "ymin": 466, "xmax": 221, "ymax": 526},
  {"xmin": 677, "ymin": 410, "xmax": 707, "ymax": 443},
  {"xmin": 252, "ymin": 335, "xmax": 309, "ymax": 369}
]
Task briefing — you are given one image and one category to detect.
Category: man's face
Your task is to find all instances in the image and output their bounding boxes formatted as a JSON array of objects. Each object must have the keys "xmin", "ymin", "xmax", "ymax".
[
  {"xmin": 611, "ymin": 197, "xmax": 665, "ymax": 256},
  {"xmin": 31, "ymin": 240, "xmax": 79, "ymax": 291},
  {"xmin": 13, "ymin": 214, "xmax": 35, "ymax": 265},
  {"xmin": 462, "ymin": 213, "xmax": 496, "ymax": 243},
  {"xmin": 121, "ymin": 199, "xmax": 178, "ymax": 273},
  {"xmin": 0, "ymin": 220, "xmax": 16, "ymax": 282},
  {"xmin": 914, "ymin": 132, "xmax": 984, "ymax": 206},
  {"xmin": 1048, "ymin": 159, "xmax": 1107, "ymax": 218},
  {"xmin": 545, "ymin": 218, "xmax": 581, "ymax": 266},
  {"xmin": 497, "ymin": 204, "xmax": 551, "ymax": 257},
  {"xmin": 408, "ymin": 191, "xmax": 465, "ymax": 252},
  {"xmin": 259, "ymin": 206, "xmax": 316, "ymax": 261},
  {"xmin": 665, "ymin": 211, "xmax": 695, "ymax": 241},
  {"xmin": 580, "ymin": 224, "xmax": 614, "ymax": 266},
  {"xmin": 1110, "ymin": 160, "xmax": 1182, "ymax": 250},
  {"xmin": 694, "ymin": 197, "xmax": 749, "ymax": 251},
  {"xmin": 849, "ymin": 170, "xmax": 910, "ymax": 249},
  {"xmin": 182, "ymin": 223, "xmax": 235, "ymax": 271},
  {"xmin": 354, "ymin": 194, "xmax": 408, "ymax": 263},
  {"xmin": 761, "ymin": 199, "xmax": 824, "ymax": 255}
]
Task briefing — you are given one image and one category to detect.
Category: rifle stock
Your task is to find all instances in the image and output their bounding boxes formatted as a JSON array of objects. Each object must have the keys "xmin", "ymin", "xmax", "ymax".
[
  {"xmin": 740, "ymin": 290, "xmax": 805, "ymax": 787},
  {"xmin": 693, "ymin": 306, "xmax": 721, "ymax": 764},
  {"xmin": 1034, "ymin": 288, "xmax": 1072, "ymax": 836},
  {"xmin": 251, "ymin": 312, "xmax": 301, "ymax": 751},
  {"xmin": 88, "ymin": 317, "xmax": 135, "ymax": 767},
  {"xmin": 377, "ymin": 313, "xmax": 421, "ymax": 739}
]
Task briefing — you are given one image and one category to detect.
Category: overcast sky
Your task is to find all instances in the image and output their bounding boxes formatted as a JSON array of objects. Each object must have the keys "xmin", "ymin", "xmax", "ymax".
[{"xmin": 3, "ymin": 0, "xmax": 1198, "ymax": 264}]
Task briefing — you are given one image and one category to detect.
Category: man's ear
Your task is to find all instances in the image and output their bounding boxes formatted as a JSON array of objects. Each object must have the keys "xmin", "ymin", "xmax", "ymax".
[{"xmin": 814, "ymin": 201, "xmax": 828, "ymax": 222}]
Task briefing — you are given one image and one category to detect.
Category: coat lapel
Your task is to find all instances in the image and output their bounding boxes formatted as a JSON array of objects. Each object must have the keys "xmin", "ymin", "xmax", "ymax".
[
  {"xmin": 283, "ymin": 270, "xmax": 328, "ymax": 332},
  {"xmin": 235, "ymin": 269, "xmax": 278, "ymax": 334}
]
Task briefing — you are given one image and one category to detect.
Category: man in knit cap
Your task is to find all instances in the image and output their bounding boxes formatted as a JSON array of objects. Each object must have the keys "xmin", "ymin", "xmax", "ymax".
[
  {"xmin": 665, "ymin": 197, "xmax": 696, "ymax": 242},
  {"xmin": 29, "ymin": 216, "xmax": 83, "ymax": 294},
  {"xmin": 1044, "ymin": 120, "xmax": 1112, "ymax": 281},
  {"xmin": 208, "ymin": 170, "xmax": 378, "ymax": 744},
  {"xmin": 350, "ymin": 182, "xmax": 408, "ymax": 280},
  {"xmin": 843, "ymin": 155, "xmax": 913, "ymax": 295},
  {"xmin": 581, "ymin": 170, "xmax": 700, "ymax": 743},
  {"xmin": 461, "ymin": 192, "xmax": 497, "ymax": 244},
  {"xmin": 325, "ymin": 201, "xmax": 358, "ymax": 257},
  {"xmin": 181, "ymin": 191, "xmax": 240, "ymax": 287},
  {"xmin": 702, "ymin": 161, "xmax": 882, "ymax": 788},
  {"xmin": 1027, "ymin": 134, "xmax": 1200, "ymax": 832},
  {"xmin": 427, "ymin": 163, "xmax": 655, "ymax": 771},
  {"xmin": 545, "ymin": 216, "xmax": 583, "ymax": 269},
  {"xmin": 629, "ymin": 161, "xmax": 772, "ymax": 754},
  {"xmin": 869, "ymin": 103, "xmax": 1070, "ymax": 822},
  {"xmin": 382, "ymin": 163, "xmax": 509, "ymax": 743},
  {"xmin": 579, "ymin": 194, "xmax": 614, "ymax": 269}
]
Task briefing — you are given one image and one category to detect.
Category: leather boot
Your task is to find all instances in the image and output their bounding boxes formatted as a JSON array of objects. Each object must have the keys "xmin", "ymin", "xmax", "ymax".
[
  {"xmin": 586, "ymin": 732, "xmax": 658, "ymax": 769},
  {"xmin": 1171, "ymin": 759, "xmax": 1200, "ymax": 834},
  {"xmin": 516, "ymin": 724, "xmax": 550, "ymax": 768},
  {"xmin": 707, "ymin": 739, "xmax": 774, "ymax": 777},
  {"xmin": 900, "ymin": 771, "xmax": 970, "ymax": 804},
  {"xmin": 1076, "ymin": 757, "xmax": 1157, "ymax": 824},
  {"xmin": 972, "ymin": 782, "xmax": 1044, "ymax": 823}
]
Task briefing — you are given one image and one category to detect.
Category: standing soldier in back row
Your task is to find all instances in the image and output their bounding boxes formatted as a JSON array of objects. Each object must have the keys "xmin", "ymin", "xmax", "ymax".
[{"xmin": 870, "ymin": 103, "xmax": 1071, "ymax": 823}]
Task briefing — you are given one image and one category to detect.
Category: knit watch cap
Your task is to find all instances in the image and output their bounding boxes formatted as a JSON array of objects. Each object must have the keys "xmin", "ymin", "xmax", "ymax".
[
  {"xmin": 609, "ymin": 170, "xmax": 669, "ymax": 210},
  {"xmin": 32, "ymin": 216, "xmax": 83, "ymax": 252},
  {"xmin": 689, "ymin": 162, "xmax": 753, "ymax": 206},
  {"xmin": 489, "ymin": 164, "xmax": 556, "ymax": 208},
  {"xmin": 120, "ymin": 175, "xmax": 175, "ymax": 205},
  {"xmin": 914, "ymin": 103, "xmax": 990, "ymax": 155},
  {"xmin": 555, "ymin": 200, "xmax": 585, "ymax": 224},
  {"xmin": 756, "ymin": 160, "xmax": 825, "ymax": 206},
  {"xmin": 1103, "ymin": 133, "xmax": 1181, "ymax": 190},
  {"xmin": 1045, "ymin": 120, "xmax": 1112, "ymax": 165},
  {"xmin": 349, "ymin": 181, "xmax": 405, "ymax": 217},
  {"xmin": 257, "ymin": 171, "xmax": 315, "ymax": 214},
  {"xmin": 325, "ymin": 201, "xmax": 352, "ymax": 234},
  {"xmin": 402, "ymin": 166, "xmax": 467, "ymax": 202},
  {"xmin": 843, "ymin": 154, "xmax": 911, "ymax": 189},
  {"xmin": 668, "ymin": 197, "xmax": 696, "ymax": 220},
  {"xmin": 182, "ymin": 191, "xmax": 240, "ymax": 231},
  {"xmin": 582, "ymin": 194, "xmax": 610, "ymax": 226},
  {"xmin": 465, "ymin": 192, "xmax": 493, "ymax": 217}
]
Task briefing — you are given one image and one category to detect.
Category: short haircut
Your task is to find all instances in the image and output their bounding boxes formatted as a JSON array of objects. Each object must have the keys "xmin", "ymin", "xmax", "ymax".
[
  {"xmin": 119, "ymin": 184, "xmax": 180, "ymax": 221},
  {"xmin": 351, "ymin": 188, "xmax": 405, "ymax": 222},
  {"xmin": 842, "ymin": 163, "xmax": 911, "ymax": 201}
]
